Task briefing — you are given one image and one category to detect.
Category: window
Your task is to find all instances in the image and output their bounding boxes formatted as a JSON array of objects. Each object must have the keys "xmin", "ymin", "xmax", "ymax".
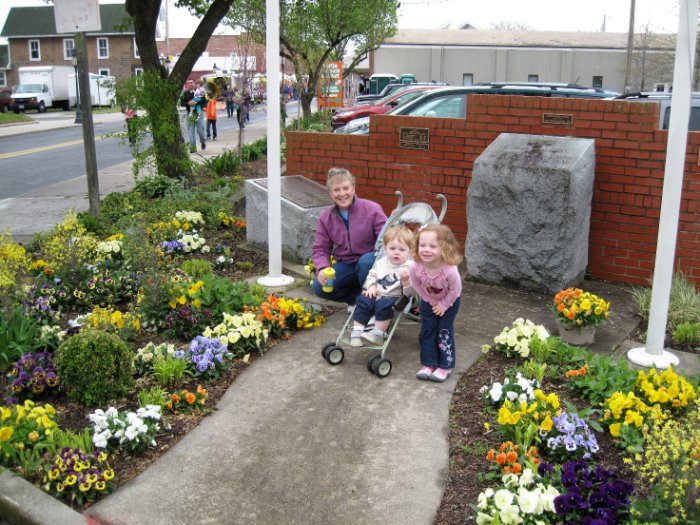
[
  {"xmin": 134, "ymin": 68, "xmax": 144, "ymax": 76},
  {"xmin": 592, "ymin": 76, "xmax": 603, "ymax": 88},
  {"xmin": 98, "ymin": 68, "xmax": 110, "ymax": 76},
  {"xmin": 133, "ymin": 38, "xmax": 140, "ymax": 58},
  {"xmin": 63, "ymin": 38, "xmax": 75, "ymax": 60},
  {"xmin": 462, "ymin": 74, "xmax": 473, "ymax": 86},
  {"xmin": 97, "ymin": 37, "xmax": 109, "ymax": 59},
  {"xmin": 527, "ymin": 74, "xmax": 539, "ymax": 83},
  {"xmin": 0, "ymin": 71, "xmax": 6, "ymax": 87},
  {"xmin": 29, "ymin": 40, "xmax": 40, "ymax": 61}
]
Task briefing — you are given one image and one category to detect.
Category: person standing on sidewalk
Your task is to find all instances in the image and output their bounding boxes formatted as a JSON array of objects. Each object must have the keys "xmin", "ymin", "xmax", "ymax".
[
  {"xmin": 408, "ymin": 224, "xmax": 463, "ymax": 383},
  {"xmin": 225, "ymin": 86, "xmax": 235, "ymax": 118},
  {"xmin": 205, "ymin": 96, "xmax": 218, "ymax": 141},
  {"xmin": 180, "ymin": 79, "xmax": 206, "ymax": 153}
]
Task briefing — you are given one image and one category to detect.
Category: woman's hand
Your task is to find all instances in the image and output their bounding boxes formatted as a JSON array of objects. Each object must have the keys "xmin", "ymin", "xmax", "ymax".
[{"xmin": 317, "ymin": 270, "xmax": 328, "ymax": 286}]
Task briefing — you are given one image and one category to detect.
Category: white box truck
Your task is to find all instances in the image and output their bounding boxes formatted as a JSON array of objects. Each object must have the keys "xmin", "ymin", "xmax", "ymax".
[
  {"xmin": 67, "ymin": 73, "xmax": 116, "ymax": 108},
  {"xmin": 10, "ymin": 65, "xmax": 73, "ymax": 113}
]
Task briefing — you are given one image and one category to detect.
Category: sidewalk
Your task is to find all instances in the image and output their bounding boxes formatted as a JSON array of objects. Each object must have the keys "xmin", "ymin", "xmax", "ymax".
[{"xmin": 0, "ymin": 109, "xmax": 268, "ymax": 243}]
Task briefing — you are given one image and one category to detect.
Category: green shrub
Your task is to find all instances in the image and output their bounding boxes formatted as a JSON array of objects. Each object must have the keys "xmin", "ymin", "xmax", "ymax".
[
  {"xmin": 0, "ymin": 308, "xmax": 44, "ymax": 372},
  {"xmin": 134, "ymin": 174, "xmax": 183, "ymax": 199},
  {"xmin": 196, "ymin": 274, "xmax": 265, "ymax": 318},
  {"xmin": 631, "ymin": 272, "xmax": 700, "ymax": 332},
  {"xmin": 151, "ymin": 355, "xmax": 190, "ymax": 387},
  {"xmin": 55, "ymin": 329, "xmax": 134, "ymax": 406},
  {"xmin": 203, "ymin": 149, "xmax": 242, "ymax": 178},
  {"xmin": 671, "ymin": 321, "xmax": 700, "ymax": 345},
  {"xmin": 182, "ymin": 259, "xmax": 213, "ymax": 278},
  {"xmin": 137, "ymin": 385, "xmax": 170, "ymax": 409},
  {"xmin": 240, "ymin": 137, "xmax": 267, "ymax": 162},
  {"xmin": 565, "ymin": 352, "xmax": 638, "ymax": 406}
]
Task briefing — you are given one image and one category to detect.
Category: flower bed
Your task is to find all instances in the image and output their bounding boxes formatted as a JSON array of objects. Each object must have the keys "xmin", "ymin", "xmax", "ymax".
[
  {"xmin": 436, "ymin": 316, "xmax": 700, "ymax": 525},
  {"xmin": 0, "ymin": 161, "xmax": 332, "ymax": 510}
]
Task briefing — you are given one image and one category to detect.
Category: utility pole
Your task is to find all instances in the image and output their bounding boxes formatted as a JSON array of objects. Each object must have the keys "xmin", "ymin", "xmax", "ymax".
[{"xmin": 624, "ymin": 0, "xmax": 636, "ymax": 92}]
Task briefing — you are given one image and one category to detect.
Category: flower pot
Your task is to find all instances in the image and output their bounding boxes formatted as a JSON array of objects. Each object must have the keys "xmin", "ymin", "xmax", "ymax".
[{"xmin": 557, "ymin": 324, "xmax": 596, "ymax": 346}]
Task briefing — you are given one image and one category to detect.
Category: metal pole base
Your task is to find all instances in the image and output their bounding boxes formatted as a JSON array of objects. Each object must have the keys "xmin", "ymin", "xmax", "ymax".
[
  {"xmin": 257, "ymin": 274, "xmax": 295, "ymax": 287},
  {"xmin": 627, "ymin": 346, "xmax": 680, "ymax": 369}
]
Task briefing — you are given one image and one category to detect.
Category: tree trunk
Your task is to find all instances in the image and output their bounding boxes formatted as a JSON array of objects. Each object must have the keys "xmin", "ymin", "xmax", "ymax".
[{"xmin": 300, "ymin": 91, "xmax": 313, "ymax": 119}]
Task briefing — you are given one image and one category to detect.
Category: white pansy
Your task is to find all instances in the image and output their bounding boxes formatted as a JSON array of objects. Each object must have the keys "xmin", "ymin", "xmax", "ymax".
[
  {"xmin": 517, "ymin": 487, "xmax": 539, "ymax": 514},
  {"xmin": 499, "ymin": 504, "xmax": 523, "ymax": 524},
  {"xmin": 520, "ymin": 468, "xmax": 535, "ymax": 486},
  {"xmin": 493, "ymin": 489, "xmax": 514, "ymax": 510},
  {"xmin": 476, "ymin": 512, "xmax": 494, "ymax": 525}
]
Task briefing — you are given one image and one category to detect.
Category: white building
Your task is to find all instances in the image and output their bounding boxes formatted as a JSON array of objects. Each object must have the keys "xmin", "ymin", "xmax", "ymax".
[{"xmin": 370, "ymin": 29, "xmax": 676, "ymax": 92}]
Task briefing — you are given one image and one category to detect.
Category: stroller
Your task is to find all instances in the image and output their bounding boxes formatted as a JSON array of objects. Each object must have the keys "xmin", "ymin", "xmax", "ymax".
[{"xmin": 320, "ymin": 191, "xmax": 447, "ymax": 378}]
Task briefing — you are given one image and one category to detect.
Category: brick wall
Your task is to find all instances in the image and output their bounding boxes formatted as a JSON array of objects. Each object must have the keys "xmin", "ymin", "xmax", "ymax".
[
  {"xmin": 285, "ymin": 95, "xmax": 700, "ymax": 286},
  {"xmin": 6, "ymin": 36, "xmax": 140, "ymax": 88}
]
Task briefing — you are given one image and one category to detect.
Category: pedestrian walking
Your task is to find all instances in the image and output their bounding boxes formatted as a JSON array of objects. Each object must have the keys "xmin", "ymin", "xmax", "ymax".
[
  {"xmin": 180, "ymin": 79, "xmax": 207, "ymax": 153},
  {"xmin": 225, "ymin": 86, "xmax": 235, "ymax": 118},
  {"xmin": 205, "ymin": 97, "xmax": 218, "ymax": 141}
]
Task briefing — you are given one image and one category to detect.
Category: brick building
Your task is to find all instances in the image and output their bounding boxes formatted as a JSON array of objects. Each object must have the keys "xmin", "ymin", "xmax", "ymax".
[{"xmin": 0, "ymin": 3, "xmax": 141, "ymax": 89}]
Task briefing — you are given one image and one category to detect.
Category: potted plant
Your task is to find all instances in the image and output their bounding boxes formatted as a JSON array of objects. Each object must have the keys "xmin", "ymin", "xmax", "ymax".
[{"xmin": 551, "ymin": 287, "xmax": 610, "ymax": 345}]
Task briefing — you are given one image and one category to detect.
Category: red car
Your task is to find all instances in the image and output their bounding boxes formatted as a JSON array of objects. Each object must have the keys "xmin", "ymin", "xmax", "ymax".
[{"xmin": 331, "ymin": 85, "xmax": 442, "ymax": 130}]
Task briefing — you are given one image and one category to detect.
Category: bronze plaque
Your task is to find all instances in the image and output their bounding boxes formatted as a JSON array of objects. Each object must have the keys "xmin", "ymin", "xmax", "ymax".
[
  {"xmin": 542, "ymin": 113, "xmax": 574, "ymax": 125},
  {"xmin": 400, "ymin": 127, "xmax": 430, "ymax": 150}
]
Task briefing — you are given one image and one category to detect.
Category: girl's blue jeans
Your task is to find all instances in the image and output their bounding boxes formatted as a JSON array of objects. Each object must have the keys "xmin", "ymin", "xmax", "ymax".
[
  {"xmin": 419, "ymin": 297, "xmax": 461, "ymax": 370},
  {"xmin": 312, "ymin": 252, "xmax": 376, "ymax": 305}
]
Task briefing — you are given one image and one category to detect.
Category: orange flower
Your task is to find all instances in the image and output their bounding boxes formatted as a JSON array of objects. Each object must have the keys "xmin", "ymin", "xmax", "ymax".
[
  {"xmin": 502, "ymin": 466, "xmax": 511, "ymax": 474},
  {"xmin": 496, "ymin": 453, "xmax": 507, "ymax": 465},
  {"xmin": 506, "ymin": 451, "xmax": 518, "ymax": 464},
  {"xmin": 486, "ymin": 449, "xmax": 495, "ymax": 461},
  {"xmin": 171, "ymin": 393, "xmax": 181, "ymax": 403},
  {"xmin": 511, "ymin": 463, "xmax": 522, "ymax": 474},
  {"xmin": 185, "ymin": 392, "xmax": 196, "ymax": 404},
  {"xmin": 197, "ymin": 385, "xmax": 208, "ymax": 396}
]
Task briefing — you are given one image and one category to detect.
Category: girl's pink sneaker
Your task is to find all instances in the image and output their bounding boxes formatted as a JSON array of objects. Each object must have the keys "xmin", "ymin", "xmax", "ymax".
[
  {"xmin": 429, "ymin": 368, "xmax": 451, "ymax": 382},
  {"xmin": 416, "ymin": 366, "xmax": 435, "ymax": 380}
]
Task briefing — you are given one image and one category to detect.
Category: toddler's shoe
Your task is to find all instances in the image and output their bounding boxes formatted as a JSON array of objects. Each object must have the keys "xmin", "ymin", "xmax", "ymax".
[
  {"xmin": 416, "ymin": 366, "xmax": 435, "ymax": 380},
  {"xmin": 350, "ymin": 336, "xmax": 363, "ymax": 347},
  {"xmin": 429, "ymin": 368, "xmax": 451, "ymax": 382},
  {"xmin": 361, "ymin": 330, "xmax": 385, "ymax": 345}
]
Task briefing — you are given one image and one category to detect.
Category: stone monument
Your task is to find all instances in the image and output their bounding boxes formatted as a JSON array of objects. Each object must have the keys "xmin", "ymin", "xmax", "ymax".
[
  {"xmin": 245, "ymin": 175, "xmax": 330, "ymax": 263},
  {"xmin": 467, "ymin": 133, "xmax": 596, "ymax": 294}
]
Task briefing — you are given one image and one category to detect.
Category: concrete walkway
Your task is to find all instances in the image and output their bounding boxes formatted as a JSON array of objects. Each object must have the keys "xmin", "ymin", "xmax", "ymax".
[{"xmin": 0, "ymin": 111, "xmax": 698, "ymax": 525}]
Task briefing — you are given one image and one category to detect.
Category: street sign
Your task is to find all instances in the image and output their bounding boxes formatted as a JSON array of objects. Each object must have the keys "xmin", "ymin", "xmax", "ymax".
[
  {"xmin": 54, "ymin": 0, "xmax": 102, "ymax": 33},
  {"xmin": 317, "ymin": 61, "xmax": 343, "ymax": 108}
]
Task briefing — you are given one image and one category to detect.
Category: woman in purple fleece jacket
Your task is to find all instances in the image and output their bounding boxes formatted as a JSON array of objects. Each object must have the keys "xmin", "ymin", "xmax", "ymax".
[{"xmin": 312, "ymin": 168, "xmax": 387, "ymax": 306}]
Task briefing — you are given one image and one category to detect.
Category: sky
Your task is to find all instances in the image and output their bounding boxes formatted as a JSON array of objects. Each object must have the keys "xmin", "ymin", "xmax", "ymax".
[{"xmin": 0, "ymin": 0, "xmax": 683, "ymax": 41}]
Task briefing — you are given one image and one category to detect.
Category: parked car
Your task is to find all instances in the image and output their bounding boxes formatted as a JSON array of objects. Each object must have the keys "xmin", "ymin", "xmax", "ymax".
[
  {"xmin": 0, "ymin": 90, "xmax": 11, "ymax": 113},
  {"xmin": 356, "ymin": 81, "xmax": 447, "ymax": 104},
  {"xmin": 615, "ymin": 91, "xmax": 700, "ymax": 131},
  {"xmin": 338, "ymin": 83, "xmax": 620, "ymax": 135},
  {"xmin": 332, "ymin": 85, "xmax": 443, "ymax": 130}
]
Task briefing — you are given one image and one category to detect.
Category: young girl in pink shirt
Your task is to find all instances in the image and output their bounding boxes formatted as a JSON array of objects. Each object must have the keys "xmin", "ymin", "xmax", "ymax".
[{"xmin": 405, "ymin": 224, "xmax": 463, "ymax": 382}]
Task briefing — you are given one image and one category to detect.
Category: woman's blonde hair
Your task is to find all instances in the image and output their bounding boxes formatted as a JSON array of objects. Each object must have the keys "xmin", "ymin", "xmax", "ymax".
[
  {"xmin": 412, "ymin": 224, "xmax": 463, "ymax": 266},
  {"xmin": 326, "ymin": 167, "xmax": 355, "ymax": 190},
  {"xmin": 382, "ymin": 225, "xmax": 415, "ymax": 252}
]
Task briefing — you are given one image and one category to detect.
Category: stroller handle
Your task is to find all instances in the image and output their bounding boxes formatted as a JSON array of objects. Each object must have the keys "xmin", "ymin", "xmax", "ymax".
[{"xmin": 394, "ymin": 190, "xmax": 447, "ymax": 223}]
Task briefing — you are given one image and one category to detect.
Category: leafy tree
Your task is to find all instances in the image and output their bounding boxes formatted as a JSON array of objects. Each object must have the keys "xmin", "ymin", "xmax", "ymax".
[
  {"xmin": 227, "ymin": 0, "xmax": 399, "ymax": 118},
  {"xmin": 125, "ymin": 0, "xmax": 236, "ymax": 178}
]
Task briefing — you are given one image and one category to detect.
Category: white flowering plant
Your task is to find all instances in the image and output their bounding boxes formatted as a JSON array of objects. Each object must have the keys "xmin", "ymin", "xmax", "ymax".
[
  {"xmin": 177, "ymin": 230, "xmax": 209, "ymax": 253},
  {"xmin": 89, "ymin": 405, "xmax": 162, "ymax": 453},
  {"xmin": 480, "ymin": 372, "xmax": 541, "ymax": 408},
  {"xmin": 134, "ymin": 342, "xmax": 178, "ymax": 376},
  {"xmin": 95, "ymin": 239, "xmax": 123, "ymax": 260},
  {"xmin": 174, "ymin": 210, "xmax": 205, "ymax": 229},
  {"xmin": 202, "ymin": 311, "xmax": 269, "ymax": 357},
  {"xmin": 482, "ymin": 318, "xmax": 550, "ymax": 359},
  {"xmin": 473, "ymin": 468, "xmax": 560, "ymax": 525}
]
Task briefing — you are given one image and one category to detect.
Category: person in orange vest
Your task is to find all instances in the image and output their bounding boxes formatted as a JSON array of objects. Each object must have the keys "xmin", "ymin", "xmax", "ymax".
[{"xmin": 205, "ymin": 96, "xmax": 218, "ymax": 141}]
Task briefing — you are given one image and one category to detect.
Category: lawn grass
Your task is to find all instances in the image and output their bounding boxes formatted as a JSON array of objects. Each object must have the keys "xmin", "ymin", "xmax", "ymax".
[{"xmin": 0, "ymin": 112, "xmax": 33, "ymax": 125}]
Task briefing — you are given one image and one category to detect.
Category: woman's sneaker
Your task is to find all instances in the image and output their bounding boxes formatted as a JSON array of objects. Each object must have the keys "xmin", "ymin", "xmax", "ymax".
[
  {"xmin": 416, "ymin": 366, "xmax": 435, "ymax": 380},
  {"xmin": 429, "ymin": 368, "xmax": 451, "ymax": 382}
]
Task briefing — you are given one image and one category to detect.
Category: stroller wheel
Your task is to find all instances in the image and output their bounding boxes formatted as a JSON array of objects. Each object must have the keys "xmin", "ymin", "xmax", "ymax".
[
  {"xmin": 326, "ymin": 345, "xmax": 344, "ymax": 365},
  {"xmin": 321, "ymin": 342, "xmax": 336, "ymax": 359},
  {"xmin": 367, "ymin": 352, "xmax": 381, "ymax": 373},
  {"xmin": 375, "ymin": 359, "xmax": 392, "ymax": 378}
]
